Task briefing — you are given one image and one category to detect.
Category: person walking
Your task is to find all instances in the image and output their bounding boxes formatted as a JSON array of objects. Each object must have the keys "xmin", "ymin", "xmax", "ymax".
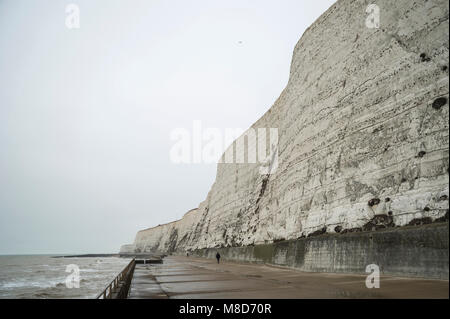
[{"xmin": 216, "ymin": 252, "xmax": 221, "ymax": 264}]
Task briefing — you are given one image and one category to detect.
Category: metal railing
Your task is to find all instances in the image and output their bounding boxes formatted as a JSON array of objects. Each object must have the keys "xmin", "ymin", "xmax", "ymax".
[{"xmin": 96, "ymin": 258, "xmax": 136, "ymax": 299}]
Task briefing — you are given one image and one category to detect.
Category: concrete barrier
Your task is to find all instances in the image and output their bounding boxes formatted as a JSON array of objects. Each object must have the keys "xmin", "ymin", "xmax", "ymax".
[{"xmin": 189, "ymin": 223, "xmax": 449, "ymax": 280}]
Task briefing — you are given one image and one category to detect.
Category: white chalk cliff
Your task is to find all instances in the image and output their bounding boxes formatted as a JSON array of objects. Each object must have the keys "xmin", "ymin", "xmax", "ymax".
[{"xmin": 121, "ymin": 0, "xmax": 449, "ymax": 254}]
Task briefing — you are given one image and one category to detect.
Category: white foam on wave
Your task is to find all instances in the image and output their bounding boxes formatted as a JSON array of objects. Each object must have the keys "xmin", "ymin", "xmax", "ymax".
[{"xmin": 1, "ymin": 279, "xmax": 66, "ymax": 289}]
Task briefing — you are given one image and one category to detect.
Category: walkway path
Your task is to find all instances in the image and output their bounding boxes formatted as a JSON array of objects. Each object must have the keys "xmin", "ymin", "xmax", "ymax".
[{"xmin": 128, "ymin": 256, "xmax": 448, "ymax": 299}]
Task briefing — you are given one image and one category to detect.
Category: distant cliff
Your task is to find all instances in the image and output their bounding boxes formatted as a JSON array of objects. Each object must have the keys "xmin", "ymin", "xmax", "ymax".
[{"xmin": 121, "ymin": 0, "xmax": 449, "ymax": 259}]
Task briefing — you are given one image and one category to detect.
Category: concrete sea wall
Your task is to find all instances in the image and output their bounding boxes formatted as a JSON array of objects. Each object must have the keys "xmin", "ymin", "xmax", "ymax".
[{"xmin": 190, "ymin": 223, "xmax": 449, "ymax": 279}]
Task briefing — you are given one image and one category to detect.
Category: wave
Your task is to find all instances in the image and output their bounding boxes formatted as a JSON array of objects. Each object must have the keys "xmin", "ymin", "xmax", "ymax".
[
  {"xmin": 0, "ymin": 256, "xmax": 129, "ymax": 298},
  {"xmin": 1, "ymin": 279, "xmax": 65, "ymax": 289}
]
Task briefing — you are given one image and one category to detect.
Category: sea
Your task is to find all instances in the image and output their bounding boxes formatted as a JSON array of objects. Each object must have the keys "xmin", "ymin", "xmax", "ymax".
[{"xmin": 0, "ymin": 255, "xmax": 131, "ymax": 299}]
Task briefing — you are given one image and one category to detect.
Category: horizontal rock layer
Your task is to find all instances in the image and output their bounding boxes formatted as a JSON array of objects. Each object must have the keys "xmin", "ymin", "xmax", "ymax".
[{"xmin": 121, "ymin": 0, "xmax": 449, "ymax": 259}]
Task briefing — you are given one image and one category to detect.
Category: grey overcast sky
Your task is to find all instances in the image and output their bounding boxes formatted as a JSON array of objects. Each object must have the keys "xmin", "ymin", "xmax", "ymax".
[{"xmin": 0, "ymin": 0, "xmax": 336, "ymax": 254}]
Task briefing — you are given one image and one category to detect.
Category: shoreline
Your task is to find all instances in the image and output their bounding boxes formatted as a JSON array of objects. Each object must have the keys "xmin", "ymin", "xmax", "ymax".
[{"xmin": 52, "ymin": 254, "xmax": 120, "ymax": 258}]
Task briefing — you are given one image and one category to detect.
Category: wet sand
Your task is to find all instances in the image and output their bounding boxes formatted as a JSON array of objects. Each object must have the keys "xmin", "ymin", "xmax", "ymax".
[{"xmin": 128, "ymin": 256, "xmax": 449, "ymax": 299}]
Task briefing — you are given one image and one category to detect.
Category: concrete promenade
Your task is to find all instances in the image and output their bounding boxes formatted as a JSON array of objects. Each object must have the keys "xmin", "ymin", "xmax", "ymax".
[{"xmin": 128, "ymin": 256, "xmax": 449, "ymax": 299}]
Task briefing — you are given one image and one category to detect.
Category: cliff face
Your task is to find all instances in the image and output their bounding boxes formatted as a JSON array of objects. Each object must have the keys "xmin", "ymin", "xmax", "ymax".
[{"xmin": 121, "ymin": 0, "xmax": 449, "ymax": 255}]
